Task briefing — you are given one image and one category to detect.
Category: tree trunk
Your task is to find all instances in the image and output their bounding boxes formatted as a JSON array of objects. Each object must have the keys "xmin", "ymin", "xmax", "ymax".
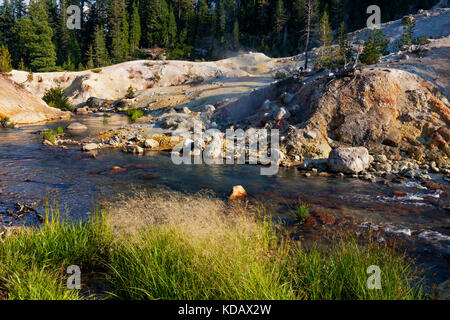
[{"xmin": 304, "ymin": 3, "xmax": 311, "ymax": 70}]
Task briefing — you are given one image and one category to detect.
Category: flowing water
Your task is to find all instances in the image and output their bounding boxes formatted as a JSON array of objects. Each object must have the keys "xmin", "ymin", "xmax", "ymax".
[{"xmin": 0, "ymin": 114, "xmax": 449, "ymax": 285}]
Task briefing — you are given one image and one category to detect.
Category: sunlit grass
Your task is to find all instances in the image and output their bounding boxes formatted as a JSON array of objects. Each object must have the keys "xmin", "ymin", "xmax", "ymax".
[{"xmin": 0, "ymin": 193, "xmax": 425, "ymax": 300}]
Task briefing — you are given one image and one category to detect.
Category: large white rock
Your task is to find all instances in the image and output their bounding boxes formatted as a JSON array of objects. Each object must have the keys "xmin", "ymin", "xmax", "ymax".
[{"xmin": 328, "ymin": 147, "xmax": 372, "ymax": 173}]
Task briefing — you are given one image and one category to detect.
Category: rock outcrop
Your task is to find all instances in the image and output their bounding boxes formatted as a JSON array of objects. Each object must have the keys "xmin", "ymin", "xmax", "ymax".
[
  {"xmin": 0, "ymin": 75, "xmax": 71, "ymax": 124},
  {"xmin": 214, "ymin": 67, "xmax": 449, "ymax": 168}
]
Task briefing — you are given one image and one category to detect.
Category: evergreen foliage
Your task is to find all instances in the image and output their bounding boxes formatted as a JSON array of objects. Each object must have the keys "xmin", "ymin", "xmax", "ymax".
[{"xmin": 0, "ymin": 0, "xmax": 438, "ymax": 70}]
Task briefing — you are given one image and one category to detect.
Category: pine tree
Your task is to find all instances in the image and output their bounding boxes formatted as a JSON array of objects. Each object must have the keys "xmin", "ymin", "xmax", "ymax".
[
  {"xmin": 109, "ymin": 0, "xmax": 129, "ymax": 63},
  {"xmin": 56, "ymin": 0, "xmax": 70, "ymax": 66},
  {"xmin": 167, "ymin": 5, "xmax": 177, "ymax": 48},
  {"xmin": 0, "ymin": 0, "xmax": 15, "ymax": 50},
  {"xmin": 93, "ymin": 26, "xmax": 110, "ymax": 67},
  {"xmin": 318, "ymin": 11, "xmax": 332, "ymax": 55},
  {"xmin": 273, "ymin": 0, "xmax": 286, "ymax": 45},
  {"xmin": 196, "ymin": 0, "xmax": 209, "ymax": 36},
  {"xmin": 399, "ymin": 15, "xmax": 415, "ymax": 48},
  {"xmin": 67, "ymin": 32, "xmax": 82, "ymax": 69},
  {"xmin": 14, "ymin": 1, "xmax": 57, "ymax": 72},
  {"xmin": 217, "ymin": 0, "xmax": 226, "ymax": 46},
  {"xmin": 232, "ymin": 19, "xmax": 239, "ymax": 50},
  {"xmin": 129, "ymin": 0, "xmax": 141, "ymax": 55},
  {"xmin": 0, "ymin": 45, "xmax": 12, "ymax": 72},
  {"xmin": 120, "ymin": 9, "xmax": 130, "ymax": 60},
  {"xmin": 86, "ymin": 44, "xmax": 94, "ymax": 69}
]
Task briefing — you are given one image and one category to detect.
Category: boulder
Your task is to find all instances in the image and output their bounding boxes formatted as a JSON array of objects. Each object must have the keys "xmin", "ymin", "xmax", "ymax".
[
  {"xmin": 229, "ymin": 185, "xmax": 247, "ymax": 200},
  {"xmin": 144, "ymin": 139, "xmax": 159, "ymax": 149},
  {"xmin": 86, "ymin": 97, "xmax": 106, "ymax": 108},
  {"xmin": 82, "ymin": 143, "xmax": 99, "ymax": 151},
  {"xmin": 328, "ymin": 147, "xmax": 372, "ymax": 174},
  {"xmin": 66, "ymin": 122, "xmax": 88, "ymax": 131}
]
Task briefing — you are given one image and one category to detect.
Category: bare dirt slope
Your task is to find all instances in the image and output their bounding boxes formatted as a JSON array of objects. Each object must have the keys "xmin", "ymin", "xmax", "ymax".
[
  {"xmin": 349, "ymin": 8, "xmax": 450, "ymax": 52},
  {"xmin": 379, "ymin": 36, "xmax": 450, "ymax": 98},
  {"xmin": 10, "ymin": 53, "xmax": 296, "ymax": 106},
  {"xmin": 0, "ymin": 75, "xmax": 71, "ymax": 124}
]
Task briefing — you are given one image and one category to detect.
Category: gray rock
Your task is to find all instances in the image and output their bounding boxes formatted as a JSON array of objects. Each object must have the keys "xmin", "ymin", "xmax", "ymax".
[
  {"xmin": 144, "ymin": 139, "xmax": 159, "ymax": 149},
  {"xmin": 122, "ymin": 145, "xmax": 144, "ymax": 154},
  {"xmin": 328, "ymin": 147, "xmax": 372, "ymax": 174},
  {"xmin": 82, "ymin": 143, "xmax": 99, "ymax": 151},
  {"xmin": 86, "ymin": 97, "xmax": 106, "ymax": 108}
]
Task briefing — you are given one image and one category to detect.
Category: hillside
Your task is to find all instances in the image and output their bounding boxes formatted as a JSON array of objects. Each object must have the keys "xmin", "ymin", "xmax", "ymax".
[{"xmin": 0, "ymin": 75, "xmax": 71, "ymax": 125}]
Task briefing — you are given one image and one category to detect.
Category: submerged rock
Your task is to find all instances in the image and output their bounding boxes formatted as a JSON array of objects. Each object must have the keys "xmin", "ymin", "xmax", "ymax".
[
  {"xmin": 66, "ymin": 122, "xmax": 88, "ymax": 131},
  {"xmin": 328, "ymin": 147, "xmax": 372, "ymax": 174},
  {"xmin": 122, "ymin": 145, "xmax": 144, "ymax": 154}
]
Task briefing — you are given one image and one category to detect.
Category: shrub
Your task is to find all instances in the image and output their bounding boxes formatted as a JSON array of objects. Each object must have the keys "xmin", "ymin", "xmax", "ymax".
[
  {"xmin": 27, "ymin": 72, "xmax": 33, "ymax": 82},
  {"xmin": 360, "ymin": 28, "xmax": 389, "ymax": 65},
  {"xmin": 0, "ymin": 45, "xmax": 12, "ymax": 73},
  {"xmin": 91, "ymin": 68, "xmax": 102, "ymax": 73},
  {"xmin": 125, "ymin": 85, "xmax": 135, "ymax": 99},
  {"xmin": 42, "ymin": 86, "xmax": 74, "ymax": 111},
  {"xmin": 1, "ymin": 116, "xmax": 15, "ymax": 128},
  {"xmin": 127, "ymin": 109, "xmax": 144, "ymax": 121}
]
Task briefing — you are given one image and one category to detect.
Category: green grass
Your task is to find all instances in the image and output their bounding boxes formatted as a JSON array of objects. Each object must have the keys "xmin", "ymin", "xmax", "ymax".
[
  {"xmin": 42, "ymin": 126, "xmax": 63, "ymax": 142},
  {"xmin": 295, "ymin": 202, "xmax": 310, "ymax": 222},
  {"xmin": 0, "ymin": 200, "xmax": 424, "ymax": 300},
  {"xmin": 0, "ymin": 201, "xmax": 111, "ymax": 300}
]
